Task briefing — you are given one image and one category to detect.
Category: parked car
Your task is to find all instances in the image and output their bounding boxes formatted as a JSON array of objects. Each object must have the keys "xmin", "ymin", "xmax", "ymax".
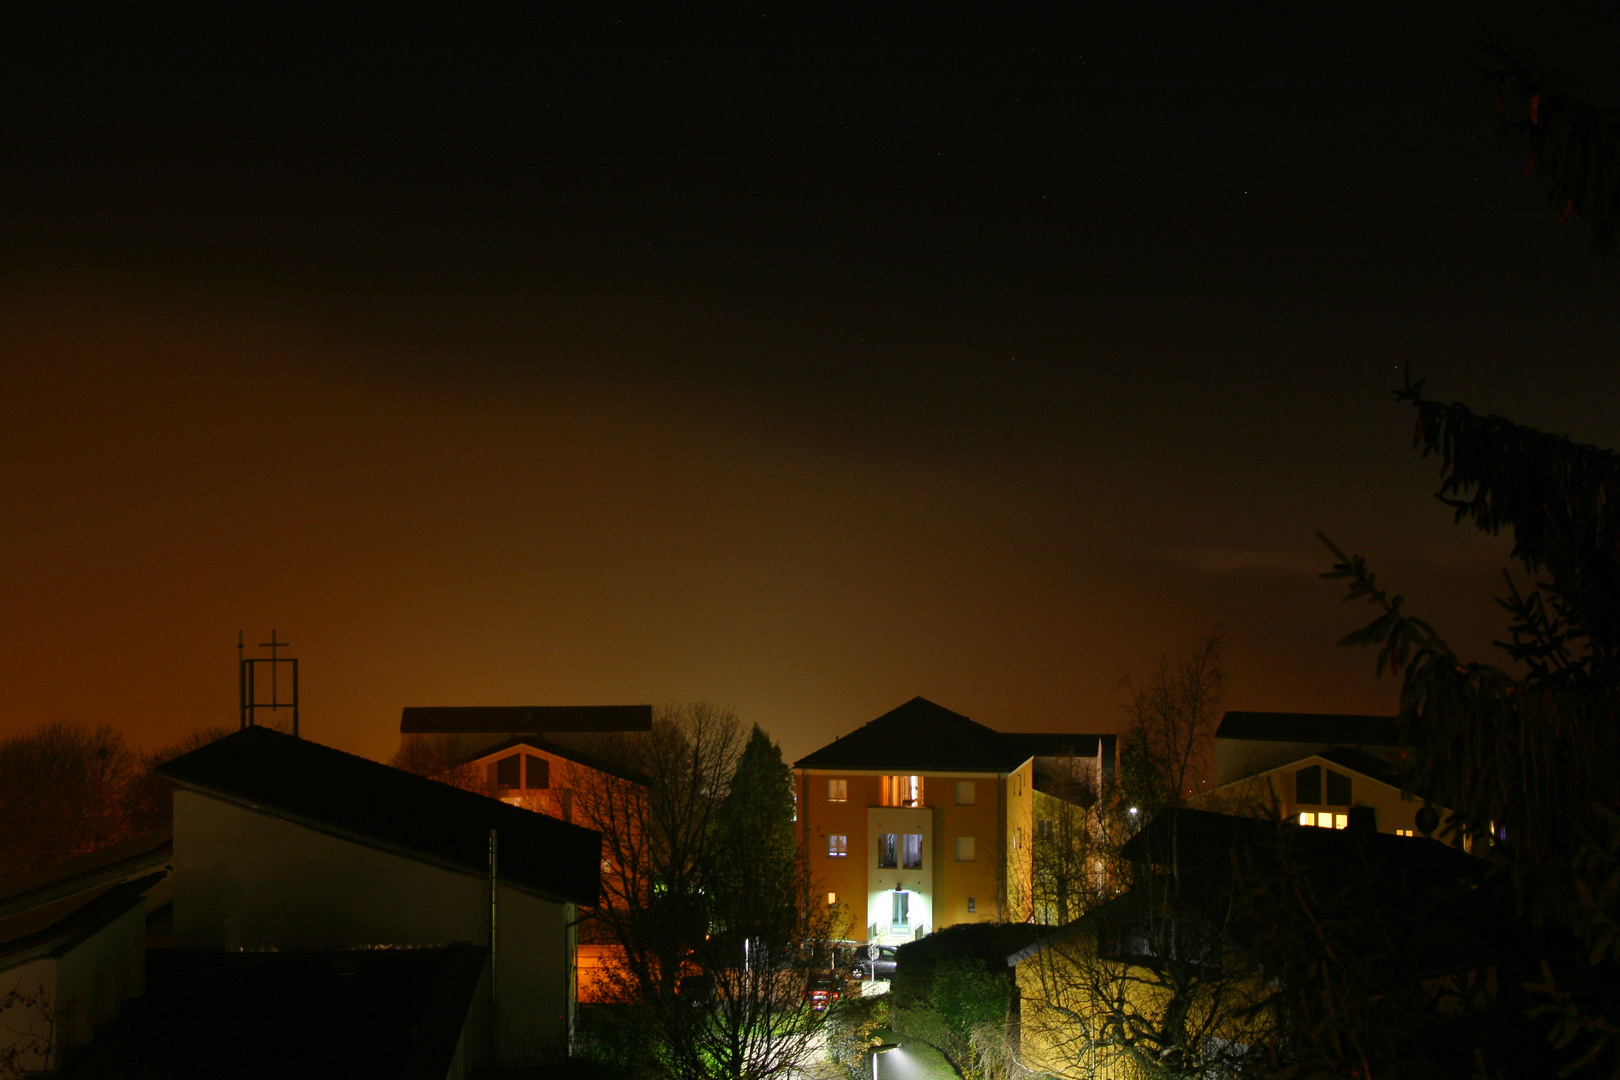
[
  {"xmin": 805, "ymin": 971, "xmax": 843, "ymax": 1011},
  {"xmin": 851, "ymin": 944, "xmax": 897, "ymax": 981}
]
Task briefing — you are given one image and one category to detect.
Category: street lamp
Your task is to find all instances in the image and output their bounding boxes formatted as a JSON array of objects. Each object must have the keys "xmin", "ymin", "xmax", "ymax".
[{"xmin": 869, "ymin": 1040, "xmax": 901, "ymax": 1080}]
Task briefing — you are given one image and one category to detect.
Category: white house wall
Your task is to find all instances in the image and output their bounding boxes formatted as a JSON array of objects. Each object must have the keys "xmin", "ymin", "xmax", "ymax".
[{"xmin": 171, "ymin": 789, "xmax": 572, "ymax": 1058}]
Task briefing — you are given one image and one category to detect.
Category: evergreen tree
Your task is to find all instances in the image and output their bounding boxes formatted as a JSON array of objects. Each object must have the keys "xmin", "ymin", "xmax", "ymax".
[
  {"xmin": 708, "ymin": 724, "xmax": 798, "ymax": 947},
  {"xmin": 1311, "ymin": 382, "xmax": 1620, "ymax": 1078}
]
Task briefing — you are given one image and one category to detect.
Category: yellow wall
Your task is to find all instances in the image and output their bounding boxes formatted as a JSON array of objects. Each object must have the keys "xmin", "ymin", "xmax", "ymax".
[
  {"xmin": 1004, "ymin": 761, "xmax": 1034, "ymax": 921},
  {"xmin": 797, "ymin": 768, "xmax": 1007, "ymax": 941},
  {"xmin": 1015, "ymin": 930, "xmax": 1272, "ymax": 1080}
]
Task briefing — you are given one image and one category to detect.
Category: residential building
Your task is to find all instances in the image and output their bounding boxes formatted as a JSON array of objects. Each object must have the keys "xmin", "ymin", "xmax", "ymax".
[
  {"xmin": 0, "ymin": 829, "xmax": 175, "ymax": 1072},
  {"xmin": 400, "ymin": 707, "xmax": 654, "ymax": 1002},
  {"xmin": 1213, "ymin": 710, "xmax": 1399, "ymax": 786},
  {"xmin": 159, "ymin": 726, "xmax": 602, "ymax": 1067},
  {"xmin": 0, "ymin": 872, "xmax": 160, "ymax": 1073},
  {"xmin": 793, "ymin": 697, "xmax": 1115, "ymax": 946},
  {"xmin": 1196, "ymin": 711, "xmax": 1432, "ymax": 837},
  {"xmin": 398, "ymin": 705, "xmax": 652, "ymax": 768}
]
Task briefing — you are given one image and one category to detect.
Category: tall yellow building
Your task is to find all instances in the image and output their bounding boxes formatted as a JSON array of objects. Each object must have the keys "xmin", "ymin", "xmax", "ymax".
[{"xmin": 793, "ymin": 697, "xmax": 1114, "ymax": 945}]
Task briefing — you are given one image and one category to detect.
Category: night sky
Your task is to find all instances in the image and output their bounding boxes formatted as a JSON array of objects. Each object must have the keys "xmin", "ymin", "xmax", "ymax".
[{"xmin": 2, "ymin": 2, "xmax": 1617, "ymax": 767}]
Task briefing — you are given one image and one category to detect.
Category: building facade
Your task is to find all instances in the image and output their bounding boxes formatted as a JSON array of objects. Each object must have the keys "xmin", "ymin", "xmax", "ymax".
[
  {"xmin": 793, "ymin": 698, "xmax": 1114, "ymax": 945},
  {"xmin": 160, "ymin": 727, "xmax": 602, "ymax": 1066},
  {"xmin": 1195, "ymin": 711, "xmax": 1433, "ymax": 837}
]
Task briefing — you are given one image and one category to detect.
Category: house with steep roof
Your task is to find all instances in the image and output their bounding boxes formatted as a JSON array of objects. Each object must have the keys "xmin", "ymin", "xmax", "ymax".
[
  {"xmin": 0, "ymin": 871, "xmax": 163, "ymax": 1074},
  {"xmin": 794, "ymin": 697, "xmax": 1114, "ymax": 946},
  {"xmin": 399, "ymin": 705, "xmax": 653, "ymax": 767},
  {"xmin": 1213, "ymin": 711, "xmax": 1400, "ymax": 785},
  {"xmin": 1196, "ymin": 711, "xmax": 1432, "ymax": 837},
  {"xmin": 158, "ymin": 727, "xmax": 602, "ymax": 1067}
]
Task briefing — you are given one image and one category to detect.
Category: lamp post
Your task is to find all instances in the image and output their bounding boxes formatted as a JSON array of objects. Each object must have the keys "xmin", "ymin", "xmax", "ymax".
[{"xmin": 869, "ymin": 1041, "xmax": 900, "ymax": 1080}]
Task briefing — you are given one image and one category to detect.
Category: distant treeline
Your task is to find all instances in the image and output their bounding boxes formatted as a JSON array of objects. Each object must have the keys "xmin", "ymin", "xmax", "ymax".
[{"xmin": 0, "ymin": 721, "xmax": 227, "ymax": 879}]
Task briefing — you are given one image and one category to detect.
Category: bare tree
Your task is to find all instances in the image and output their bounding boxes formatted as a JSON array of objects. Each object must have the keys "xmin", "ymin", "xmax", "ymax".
[
  {"xmin": 0, "ymin": 977, "xmax": 57, "ymax": 1079},
  {"xmin": 122, "ymin": 725, "xmax": 233, "ymax": 835},
  {"xmin": 1023, "ymin": 756, "xmax": 1133, "ymax": 929},
  {"xmin": 0, "ymin": 722, "xmax": 137, "ymax": 877},
  {"xmin": 388, "ymin": 733, "xmax": 486, "ymax": 793},
  {"xmin": 1014, "ymin": 636, "xmax": 1258, "ymax": 1079},
  {"xmin": 1016, "ymin": 870, "xmax": 1272, "ymax": 1080},
  {"xmin": 1119, "ymin": 633, "xmax": 1224, "ymax": 811},
  {"xmin": 569, "ymin": 705, "xmax": 838, "ymax": 1080}
]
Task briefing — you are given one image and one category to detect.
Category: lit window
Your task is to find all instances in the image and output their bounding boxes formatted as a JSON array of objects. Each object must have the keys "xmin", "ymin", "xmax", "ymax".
[
  {"xmin": 902, "ymin": 834, "xmax": 923, "ymax": 869},
  {"xmin": 828, "ymin": 891, "xmax": 837, "ymax": 906},
  {"xmin": 885, "ymin": 775, "xmax": 923, "ymax": 807},
  {"xmin": 878, "ymin": 833, "xmax": 897, "ymax": 868},
  {"xmin": 955, "ymin": 781, "xmax": 976, "ymax": 805},
  {"xmin": 828, "ymin": 835, "xmax": 848, "ymax": 857},
  {"xmin": 1333, "ymin": 814, "xmax": 1347, "ymax": 829},
  {"xmin": 1396, "ymin": 829, "xmax": 1414, "ymax": 837},
  {"xmin": 1298, "ymin": 812, "xmax": 1316, "ymax": 827},
  {"xmin": 955, "ymin": 837, "xmax": 976, "ymax": 861},
  {"xmin": 828, "ymin": 779, "xmax": 848, "ymax": 802}
]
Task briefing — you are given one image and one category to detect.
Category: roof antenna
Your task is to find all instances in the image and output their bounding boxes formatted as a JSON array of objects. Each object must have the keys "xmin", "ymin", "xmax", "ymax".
[{"xmin": 239, "ymin": 630, "xmax": 300, "ymax": 737}]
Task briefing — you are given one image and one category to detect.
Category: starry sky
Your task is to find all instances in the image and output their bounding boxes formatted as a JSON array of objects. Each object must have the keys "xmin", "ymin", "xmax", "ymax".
[{"xmin": 1, "ymin": 2, "xmax": 1616, "ymax": 767}]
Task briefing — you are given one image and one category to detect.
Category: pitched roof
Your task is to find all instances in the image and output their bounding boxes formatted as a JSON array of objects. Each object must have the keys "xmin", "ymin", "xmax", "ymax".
[
  {"xmin": 0, "ymin": 827, "xmax": 171, "ymax": 920},
  {"xmin": 1119, "ymin": 807, "xmax": 1477, "ymax": 878},
  {"xmin": 0, "ymin": 872, "xmax": 163, "ymax": 970},
  {"xmin": 793, "ymin": 696, "xmax": 1113, "ymax": 772},
  {"xmin": 1316, "ymin": 746, "xmax": 1402, "ymax": 787},
  {"xmin": 452, "ymin": 734, "xmax": 650, "ymax": 786},
  {"xmin": 1215, "ymin": 711, "xmax": 1399, "ymax": 746},
  {"xmin": 159, "ymin": 727, "xmax": 600, "ymax": 906},
  {"xmin": 400, "ymin": 705, "xmax": 652, "ymax": 735}
]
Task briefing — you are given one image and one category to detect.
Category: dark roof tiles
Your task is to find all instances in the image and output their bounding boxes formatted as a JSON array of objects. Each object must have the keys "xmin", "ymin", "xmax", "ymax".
[
  {"xmin": 1216, "ymin": 711, "xmax": 1399, "ymax": 746},
  {"xmin": 400, "ymin": 705, "xmax": 652, "ymax": 735},
  {"xmin": 793, "ymin": 696, "xmax": 1113, "ymax": 772},
  {"xmin": 159, "ymin": 727, "xmax": 600, "ymax": 906}
]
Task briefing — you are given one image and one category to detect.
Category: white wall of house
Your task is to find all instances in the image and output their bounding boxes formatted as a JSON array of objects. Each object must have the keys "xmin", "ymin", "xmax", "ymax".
[
  {"xmin": 0, "ymin": 899, "xmax": 145, "ymax": 1073},
  {"xmin": 171, "ymin": 789, "xmax": 573, "ymax": 1060}
]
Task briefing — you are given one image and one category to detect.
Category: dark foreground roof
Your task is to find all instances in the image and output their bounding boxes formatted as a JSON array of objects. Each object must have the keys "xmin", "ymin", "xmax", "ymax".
[
  {"xmin": 160, "ymin": 727, "xmax": 600, "ymax": 906},
  {"xmin": 793, "ymin": 696, "xmax": 1114, "ymax": 772},
  {"xmin": 63, "ymin": 945, "xmax": 484, "ymax": 1080},
  {"xmin": 401, "ymin": 704, "xmax": 652, "ymax": 735},
  {"xmin": 1216, "ymin": 711, "xmax": 1399, "ymax": 746},
  {"xmin": 1012, "ymin": 807, "xmax": 1485, "ymax": 979},
  {"xmin": 0, "ymin": 872, "xmax": 163, "ymax": 968},
  {"xmin": 1119, "ymin": 807, "xmax": 1477, "ymax": 879},
  {"xmin": 0, "ymin": 827, "xmax": 170, "ymax": 920}
]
